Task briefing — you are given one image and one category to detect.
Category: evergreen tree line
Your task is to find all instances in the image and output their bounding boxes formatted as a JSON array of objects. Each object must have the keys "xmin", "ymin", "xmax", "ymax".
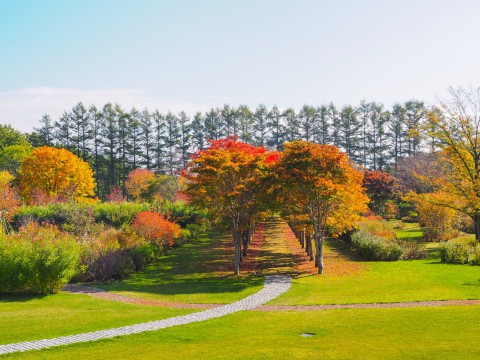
[{"xmin": 29, "ymin": 100, "xmax": 430, "ymax": 198}]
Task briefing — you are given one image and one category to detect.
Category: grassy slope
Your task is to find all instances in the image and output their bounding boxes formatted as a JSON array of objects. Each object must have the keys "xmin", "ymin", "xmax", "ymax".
[
  {"xmin": 95, "ymin": 232, "xmax": 264, "ymax": 304},
  {"xmin": 0, "ymin": 293, "xmax": 192, "ymax": 345},
  {"xmin": 6, "ymin": 306, "xmax": 480, "ymax": 359}
]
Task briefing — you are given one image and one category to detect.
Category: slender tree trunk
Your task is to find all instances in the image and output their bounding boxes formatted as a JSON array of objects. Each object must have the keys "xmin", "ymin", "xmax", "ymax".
[
  {"xmin": 300, "ymin": 231, "xmax": 305, "ymax": 248},
  {"xmin": 315, "ymin": 234, "xmax": 324, "ymax": 274},
  {"xmin": 242, "ymin": 230, "xmax": 248, "ymax": 257},
  {"xmin": 475, "ymin": 214, "xmax": 480, "ymax": 242},
  {"xmin": 233, "ymin": 232, "xmax": 241, "ymax": 275},
  {"xmin": 306, "ymin": 233, "xmax": 314, "ymax": 261}
]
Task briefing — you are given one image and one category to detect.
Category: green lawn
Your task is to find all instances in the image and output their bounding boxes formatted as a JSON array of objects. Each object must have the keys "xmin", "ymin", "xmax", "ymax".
[
  {"xmin": 5, "ymin": 306, "xmax": 480, "ymax": 359},
  {"xmin": 4, "ymin": 219, "xmax": 480, "ymax": 359},
  {"xmin": 94, "ymin": 232, "xmax": 264, "ymax": 304},
  {"xmin": 271, "ymin": 235, "xmax": 480, "ymax": 305},
  {"xmin": 0, "ymin": 293, "xmax": 192, "ymax": 345}
]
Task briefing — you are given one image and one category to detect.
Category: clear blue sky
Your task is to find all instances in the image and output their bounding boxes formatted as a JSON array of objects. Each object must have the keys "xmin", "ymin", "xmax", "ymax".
[{"xmin": 1, "ymin": 0, "xmax": 480, "ymax": 131}]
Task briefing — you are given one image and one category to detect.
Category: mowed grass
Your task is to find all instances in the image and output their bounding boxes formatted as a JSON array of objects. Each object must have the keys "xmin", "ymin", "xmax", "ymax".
[
  {"xmin": 5, "ymin": 306, "xmax": 480, "ymax": 359},
  {"xmin": 271, "ymin": 226, "xmax": 480, "ymax": 305},
  {"xmin": 395, "ymin": 223, "xmax": 424, "ymax": 241},
  {"xmin": 94, "ymin": 231, "xmax": 264, "ymax": 304},
  {"xmin": 0, "ymin": 293, "xmax": 192, "ymax": 345},
  {"xmin": 0, "ymin": 229, "xmax": 263, "ymax": 345}
]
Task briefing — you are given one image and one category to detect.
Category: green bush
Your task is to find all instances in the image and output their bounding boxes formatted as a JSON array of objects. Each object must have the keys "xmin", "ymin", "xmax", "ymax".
[
  {"xmin": 14, "ymin": 203, "xmax": 70, "ymax": 227},
  {"xmin": 155, "ymin": 200, "xmax": 208, "ymax": 228},
  {"xmin": 439, "ymin": 242, "xmax": 469, "ymax": 264},
  {"xmin": 0, "ymin": 224, "xmax": 81, "ymax": 294},
  {"xmin": 351, "ymin": 230, "xmax": 403, "ymax": 261},
  {"xmin": 400, "ymin": 242, "xmax": 427, "ymax": 260},
  {"xmin": 439, "ymin": 241, "xmax": 480, "ymax": 265},
  {"xmin": 129, "ymin": 243, "xmax": 159, "ymax": 270},
  {"xmin": 93, "ymin": 202, "xmax": 150, "ymax": 227}
]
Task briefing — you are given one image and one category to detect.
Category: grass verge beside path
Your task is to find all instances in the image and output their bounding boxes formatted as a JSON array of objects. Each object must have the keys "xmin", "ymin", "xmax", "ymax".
[
  {"xmin": 5, "ymin": 306, "xmax": 480, "ymax": 359},
  {"xmin": 0, "ymin": 293, "xmax": 192, "ymax": 345}
]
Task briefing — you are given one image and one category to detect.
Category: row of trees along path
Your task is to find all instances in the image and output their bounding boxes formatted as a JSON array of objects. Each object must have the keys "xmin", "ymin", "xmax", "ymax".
[{"xmin": 184, "ymin": 137, "xmax": 368, "ymax": 275}]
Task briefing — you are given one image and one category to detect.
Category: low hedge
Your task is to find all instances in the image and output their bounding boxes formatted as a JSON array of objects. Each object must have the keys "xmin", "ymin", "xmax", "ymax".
[
  {"xmin": 351, "ymin": 230, "xmax": 403, "ymax": 261},
  {"xmin": 439, "ymin": 242, "xmax": 480, "ymax": 265}
]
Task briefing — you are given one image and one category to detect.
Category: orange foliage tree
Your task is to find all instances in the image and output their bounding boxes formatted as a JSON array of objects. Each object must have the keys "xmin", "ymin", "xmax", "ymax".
[
  {"xmin": 184, "ymin": 137, "xmax": 272, "ymax": 274},
  {"xmin": 125, "ymin": 169, "xmax": 156, "ymax": 202},
  {"xmin": 18, "ymin": 146, "xmax": 95, "ymax": 204},
  {"xmin": 0, "ymin": 171, "xmax": 21, "ymax": 233},
  {"xmin": 131, "ymin": 210, "xmax": 182, "ymax": 247},
  {"xmin": 275, "ymin": 141, "xmax": 368, "ymax": 274}
]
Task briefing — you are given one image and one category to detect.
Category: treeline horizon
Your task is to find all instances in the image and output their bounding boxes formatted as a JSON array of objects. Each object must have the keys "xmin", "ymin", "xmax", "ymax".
[{"xmin": 26, "ymin": 100, "xmax": 433, "ymax": 198}]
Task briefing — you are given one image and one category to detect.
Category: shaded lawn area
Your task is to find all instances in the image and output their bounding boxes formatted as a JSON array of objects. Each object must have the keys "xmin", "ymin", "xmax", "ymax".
[
  {"xmin": 395, "ymin": 223, "xmax": 424, "ymax": 241},
  {"xmin": 6, "ymin": 306, "xmax": 480, "ymax": 359},
  {"xmin": 94, "ymin": 232, "xmax": 264, "ymax": 304},
  {"xmin": 270, "ymin": 237, "xmax": 480, "ymax": 305},
  {"xmin": 0, "ymin": 293, "xmax": 193, "ymax": 345}
]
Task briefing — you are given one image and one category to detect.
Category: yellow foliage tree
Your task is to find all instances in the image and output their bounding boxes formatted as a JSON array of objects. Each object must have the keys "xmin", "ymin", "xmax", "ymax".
[
  {"xmin": 426, "ymin": 87, "xmax": 480, "ymax": 241},
  {"xmin": 18, "ymin": 146, "xmax": 95, "ymax": 204}
]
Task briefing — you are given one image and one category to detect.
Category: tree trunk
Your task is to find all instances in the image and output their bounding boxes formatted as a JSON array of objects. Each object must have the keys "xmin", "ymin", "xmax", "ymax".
[
  {"xmin": 476, "ymin": 214, "xmax": 480, "ymax": 242},
  {"xmin": 234, "ymin": 232, "xmax": 241, "ymax": 275},
  {"xmin": 242, "ymin": 230, "xmax": 248, "ymax": 257},
  {"xmin": 300, "ymin": 231, "xmax": 305, "ymax": 248},
  {"xmin": 306, "ymin": 233, "xmax": 314, "ymax": 261},
  {"xmin": 314, "ymin": 234, "xmax": 324, "ymax": 274}
]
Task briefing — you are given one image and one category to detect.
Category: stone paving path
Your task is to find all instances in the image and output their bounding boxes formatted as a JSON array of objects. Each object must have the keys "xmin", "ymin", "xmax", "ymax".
[{"xmin": 0, "ymin": 276, "xmax": 291, "ymax": 356}]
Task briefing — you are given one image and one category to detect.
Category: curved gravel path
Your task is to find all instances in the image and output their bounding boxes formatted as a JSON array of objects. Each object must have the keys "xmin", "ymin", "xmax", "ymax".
[{"xmin": 0, "ymin": 276, "xmax": 291, "ymax": 356}]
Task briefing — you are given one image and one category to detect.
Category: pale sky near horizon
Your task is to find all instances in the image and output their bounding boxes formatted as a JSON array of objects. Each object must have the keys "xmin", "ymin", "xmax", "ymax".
[{"xmin": 1, "ymin": 0, "xmax": 480, "ymax": 132}]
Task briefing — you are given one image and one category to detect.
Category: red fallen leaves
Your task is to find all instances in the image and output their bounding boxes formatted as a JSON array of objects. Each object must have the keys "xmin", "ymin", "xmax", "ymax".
[{"xmin": 282, "ymin": 221, "xmax": 366, "ymax": 277}]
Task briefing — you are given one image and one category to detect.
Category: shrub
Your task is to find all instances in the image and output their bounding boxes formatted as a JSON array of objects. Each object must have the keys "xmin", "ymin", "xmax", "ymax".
[
  {"xmin": 61, "ymin": 204, "xmax": 100, "ymax": 237},
  {"xmin": 400, "ymin": 242, "xmax": 427, "ymax": 260},
  {"xmin": 0, "ymin": 224, "xmax": 81, "ymax": 294},
  {"xmin": 93, "ymin": 202, "xmax": 149, "ymax": 227},
  {"xmin": 351, "ymin": 230, "xmax": 403, "ymax": 261},
  {"xmin": 132, "ymin": 211, "xmax": 182, "ymax": 247},
  {"xmin": 468, "ymin": 245, "xmax": 480, "ymax": 265},
  {"xmin": 439, "ymin": 241, "xmax": 480, "ymax": 265},
  {"xmin": 411, "ymin": 193, "xmax": 461, "ymax": 242},
  {"xmin": 439, "ymin": 242, "xmax": 470, "ymax": 264},
  {"xmin": 129, "ymin": 243, "xmax": 160, "ymax": 271},
  {"xmin": 84, "ymin": 250, "xmax": 135, "ymax": 282},
  {"xmin": 155, "ymin": 200, "xmax": 208, "ymax": 228},
  {"xmin": 357, "ymin": 220, "xmax": 396, "ymax": 241}
]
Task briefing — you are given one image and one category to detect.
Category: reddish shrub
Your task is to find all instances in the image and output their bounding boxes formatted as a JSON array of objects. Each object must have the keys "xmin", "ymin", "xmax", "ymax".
[{"xmin": 132, "ymin": 211, "xmax": 182, "ymax": 246}]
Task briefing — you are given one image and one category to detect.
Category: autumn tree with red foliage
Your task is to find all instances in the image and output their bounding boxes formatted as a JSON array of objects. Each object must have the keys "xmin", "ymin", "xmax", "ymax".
[
  {"xmin": 184, "ymin": 137, "xmax": 273, "ymax": 274},
  {"xmin": 275, "ymin": 141, "xmax": 368, "ymax": 274},
  {"xmin": 132, "ymin": 210, "xmax": 182, "ymax": 247},
  {"xmin": 363, "ymin": 170, "xmax": 398, "ymax": 217}
]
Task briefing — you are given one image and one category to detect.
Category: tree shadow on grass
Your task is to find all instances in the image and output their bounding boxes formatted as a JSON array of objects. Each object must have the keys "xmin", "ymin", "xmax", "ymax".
[
  {"xmin": 92, "ymin": 231, "xmax": 265, "ymax": 297},
  {"xmin": 325, "ymin": 237, "xmax": 365, "ymax": 262},
  {"xmin": 0, "ymin": 293, "xmax": 47, "ymax": 303}
]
